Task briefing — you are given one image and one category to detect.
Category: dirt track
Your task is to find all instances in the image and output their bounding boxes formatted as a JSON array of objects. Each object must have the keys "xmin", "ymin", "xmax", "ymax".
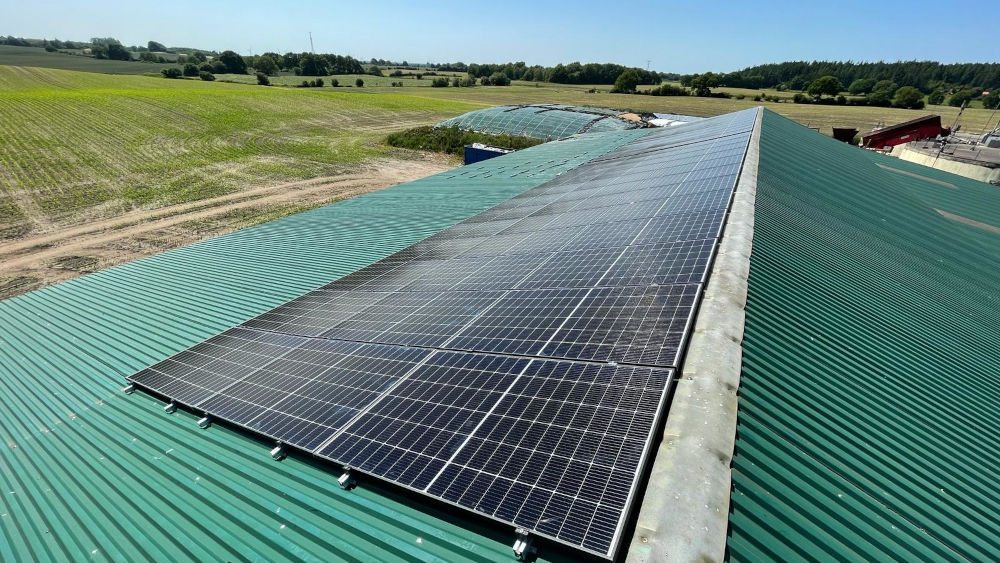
[{"xmin": 0, "ymin": 153, "xmax": 456, "ymax": 299}]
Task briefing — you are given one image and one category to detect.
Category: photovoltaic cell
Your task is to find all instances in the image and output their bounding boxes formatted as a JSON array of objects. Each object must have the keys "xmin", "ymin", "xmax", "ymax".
[{"xmin": 128, "ymin": 108, "xmax": 757, "ymax": 559}]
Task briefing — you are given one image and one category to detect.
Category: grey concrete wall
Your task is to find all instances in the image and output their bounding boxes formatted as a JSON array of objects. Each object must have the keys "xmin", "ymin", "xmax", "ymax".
[
  {"xmin": 626, "ymin": 107, "xmax": 761, "ymax": 563},
  {"xmin": 892, "ymin": 145, "xmax": 1000, "ymax": 184}
]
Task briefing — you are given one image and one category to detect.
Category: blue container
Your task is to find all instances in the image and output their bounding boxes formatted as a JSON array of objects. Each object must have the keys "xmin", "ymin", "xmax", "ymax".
[{"xmin": 464, "ymin": 143, "xmax": 513, "ymax": 165}]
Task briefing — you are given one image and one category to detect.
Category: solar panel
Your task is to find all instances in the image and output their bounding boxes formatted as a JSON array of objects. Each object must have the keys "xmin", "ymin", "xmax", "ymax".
[{"xmin": 127, "ymin": 108, "xmax": 757, "ymax": 559}]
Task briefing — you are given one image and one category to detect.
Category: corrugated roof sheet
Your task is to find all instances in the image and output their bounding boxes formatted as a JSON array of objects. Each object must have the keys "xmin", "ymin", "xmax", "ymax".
[
  {"xmin": 728, "ymin": 111, "xmax": 1000, "ymax": 561},
  {"xmin": 0, "ymin": 129, "xmax": 648, "ymax": 562}
]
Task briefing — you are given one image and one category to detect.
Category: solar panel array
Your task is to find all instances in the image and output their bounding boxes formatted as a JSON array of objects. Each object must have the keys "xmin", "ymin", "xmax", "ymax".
[{"xmin": 128, "ymin": 108, "xmax": 756, "ymax": 559}]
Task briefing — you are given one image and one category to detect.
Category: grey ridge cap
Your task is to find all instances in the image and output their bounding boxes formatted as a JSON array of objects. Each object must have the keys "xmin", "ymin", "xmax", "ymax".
[{"xmin": 626, "ymin": 107, "xmax": 761, "ymax": 562}]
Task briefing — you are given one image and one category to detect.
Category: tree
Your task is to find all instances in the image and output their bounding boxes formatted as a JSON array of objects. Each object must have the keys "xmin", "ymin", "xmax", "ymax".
[
  {"xmin": 199, "ymin": 71, "xmax": 215, "ymax": 81},
  {"xmin": 160, "ymin": 67, "xmax": 182, "ymax": 79},
  {"xmin": 927, "ymin": 89, "xmax": 946, "ymax": 105},
  {"xmin": 612, "ymin": 69, "xmax": 641, "ymax": 93},
  {"xmin": 786, "ymin": 75, "xmax": 808, "ymax": 91},
  {"xmin": 218, "ymin": 50, "xmax": 247, "ymax": 74},
  {"xmin": 281, "ymin": 52, "xmax": 299, "ymax": 70},
  {"xmin": 872, "ymin": 80, "xmax": 898, "ymax": 95},
  {"xmin": 689, "ymin": 72, "xmax": 720, "ymax": 96},
  {"xmin": 863, "ymin": 79, "xmax": 898, "ymax": 107},
  {"xmin": 183, "ymin": 63, "xmax": 199, "ymax": 77},
  {"xmin": 807, "ymin": 75, "xmax": 843, "ymax": 98},
  {"xmin": 866, "ymin": 89, "xmax": 893, "ymax": 107},
  {"xmin": 355, "ymin": 78, "xmax": 364, "ymax": 87},
  {"xmin": 210, "ymin": 60, "xmax": 228, "ymax": 74},
  {"xmin": 255, "ymin": 55, "xmax": 279, "ymax": 76},
  {"xmin": 330, "ymin": 78, "xmax": 339, "ymax": 87},
  {"xmin": 90, "ymin": 37, "xmax": 121, "ymax": 46},
  {"xmin": 106, "ymin": 43, "xmax": 131, "ymax": 61},
  {"xmin": 488, "ymin": 72, "xmax": 510, "ymax": 86},
  {"xmin": 892, "ymin": 86, "xmax": 925, "ymax": 109},
  {"xmin": 138, "ymin": 52, "xmax": 158, "ymax": 63},
  {"xmin": 948, "ymin": 89, "xmax": 976, "ymax": 107},
  {"xmin": 299, "ymin": 54, "xmax": 327, "ymax": 76},
  {"xmin": 432, "ymin": 77, "xmax": 449, "ymax": 87},
  {"xmin": 549, "ymin": 63, "xmax": 568, "ymax": 83},
  {"xmin": 256, "ymin": 72, "xmax": 270, "ymax": 86},
  {"xmin": 983, "ymin": 90, "xmax": 1000, "ymax": 110},
  {"xmin": 147, "ymin": 41, "xmax": 167, "ymax": 52},
  {"xmin": 848, "ymin": 78, "xmax": 875, "ymax": 95}
]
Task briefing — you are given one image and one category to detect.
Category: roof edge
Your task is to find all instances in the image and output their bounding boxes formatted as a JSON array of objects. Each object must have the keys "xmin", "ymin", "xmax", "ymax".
[{"xmin": 626, "ymin": 107, "xmax": 761, "ymax": 562}]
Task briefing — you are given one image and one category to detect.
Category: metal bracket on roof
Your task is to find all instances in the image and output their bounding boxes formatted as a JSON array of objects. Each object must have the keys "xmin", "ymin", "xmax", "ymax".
[
  {"xmin": 270, "ymin": 443, "xmax": 287, "ymax": 461},
  {"xmin": 163, "ymin": 401, "xmax": 177, "ymax": 414},
  {"xmin": 512, "ymin": 527, "xmax": 535, "ymax": 561},
  {"xmin": 338, "ymin": 468, "xmax": 357, "ymax": 490},
  {"xmin": 122, "ymin": 383, "xmax": 135, "ymax": 395},
  {"xmin": 197, "ymin": 415, "xmax": 212, "ymax": 429}
]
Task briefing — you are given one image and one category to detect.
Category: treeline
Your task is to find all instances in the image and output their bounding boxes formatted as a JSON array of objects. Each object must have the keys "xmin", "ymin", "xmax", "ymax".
[
  {"xmin": 709, "ymin": 60, "xmax": 1000, "ymax": 93},
  {"xmin": 465, "ymin": 62, "xmax": 663, "ymax": 85},
  {"xmin": 244, "ymin": 52, "xmax": 365, "ymax": 76},
  {"xmin": 2, "ymin": 36, "xmax": 85, "ymax": 49}
]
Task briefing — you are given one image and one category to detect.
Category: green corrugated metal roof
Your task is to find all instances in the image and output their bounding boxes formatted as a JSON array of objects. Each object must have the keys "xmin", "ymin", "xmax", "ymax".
[
  {"xmin": 0, "ymin": 129, "xmax": 649, "ymax": 562},
  {"xmin": 10, "ymin": 105, "xmax": 998, "ymax": 562},
  {"xmin": 728, "ymin": 111, "xmax": 1000, "ymax": 561}
]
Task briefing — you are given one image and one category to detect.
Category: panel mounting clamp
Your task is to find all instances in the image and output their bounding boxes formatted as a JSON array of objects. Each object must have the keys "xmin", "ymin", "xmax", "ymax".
[
  {"xmin": 338, "ymin": 468, "xmax": 357, "ymax": 490},
  {"xmin": 512, "ymin": 527, "xmax": 535, "ymax": 561},
  {"xmin": 270, "ymin": 443, "xmax": 287, "ymax": 461},
  {"xmin": 197, "ymin": 415, "xmax": 212, "ymax": 429},
  {"xmin": 163, "ymin": 401, "xmax": 177, "ymax": 414},
  {"xmin": 122, "ymin": 383, "xmax": 135, "ymax": 395}
]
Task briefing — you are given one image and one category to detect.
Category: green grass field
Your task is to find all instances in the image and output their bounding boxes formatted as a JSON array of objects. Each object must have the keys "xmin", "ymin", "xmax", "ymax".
[
  {"xmin": 0, "ymin": 65, "xmax": 478, "ymax": 237},
  {"xmin": 213, "ymin": 72, "xmax": 998, "ymax": 135},
  {"xmin": 0, "ymin": 45, "xmax": 177, "ymax": 75},
  {"xmin": 3, "ymin": 61, "xmax": 997, "ymax": 241}
]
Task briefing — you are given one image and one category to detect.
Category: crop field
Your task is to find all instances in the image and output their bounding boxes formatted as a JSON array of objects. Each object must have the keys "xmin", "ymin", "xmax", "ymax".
[
  {"xmin": 0, "ymin": 65, "xmax": 474, "ymax": 297},
  {"xmin": 3, "ymin": 61, "xmax": 997, "ymax": 300},
  {"xmin": 215, "ymin": 74, "xmax": 998, "ymax": 134},
  {"xmin": 0, "ymin": 45, "xmax": 175, "ymax": 74},
  {"xmin": 0, "ymin": 66, "xmax": 475, "ymax": 231},
  {"xmin": 405, "ymin": 81, "xmax": 999, "ymax": 136}
]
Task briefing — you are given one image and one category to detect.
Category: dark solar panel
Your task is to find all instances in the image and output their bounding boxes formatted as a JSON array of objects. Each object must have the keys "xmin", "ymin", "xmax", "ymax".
[{"xmin": 128, "ymin": 108, "xmax": 756, "ymax": 559}]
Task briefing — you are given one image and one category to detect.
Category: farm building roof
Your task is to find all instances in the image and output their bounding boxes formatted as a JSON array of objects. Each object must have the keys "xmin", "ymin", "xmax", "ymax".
[
  {"xmin": 436, "ymin": 103, "xmax": 646, "ymax": 140},
  {"xmin": 728, "ymin": 112, "xmax": 1000, "ymax": 562},
  {"xmin": 861, "ymin": 114, "xmax": 947, "ymax": 147},
  {"xmin": 2, "ymin": 108, "xmax": 999, "ymax": 562},
  {"xmin": 0, "ymin": 130, "xmax": 644, "ymax": 562}
]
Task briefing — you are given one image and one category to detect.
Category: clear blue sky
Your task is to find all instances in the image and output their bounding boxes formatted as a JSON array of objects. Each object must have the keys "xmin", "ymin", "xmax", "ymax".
[{"xmin": 7, "ymin": 0, "xmax": 997, "ymax": 73}]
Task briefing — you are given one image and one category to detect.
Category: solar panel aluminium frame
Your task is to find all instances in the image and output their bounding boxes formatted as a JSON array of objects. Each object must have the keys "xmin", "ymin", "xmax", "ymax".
[{"xmin": 126, "ymin": 109, "xmax": 757, "ymax": 560}]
